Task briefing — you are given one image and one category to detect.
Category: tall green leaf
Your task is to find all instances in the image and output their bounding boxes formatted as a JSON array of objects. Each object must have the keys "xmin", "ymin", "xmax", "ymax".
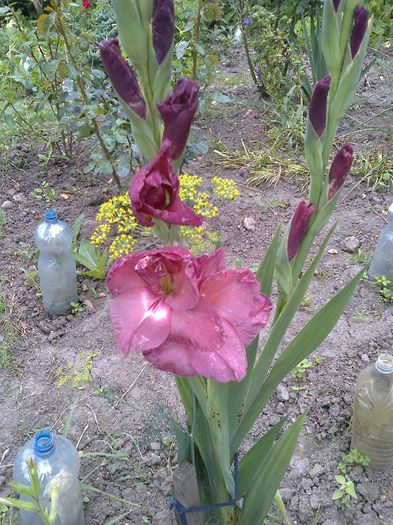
[
  {"xmin": 232, "ymin": 268, "xmax": 363, "ymax": 452},
  {"xmin": 238, "ymin": 417, "xmax": 286, "ymax": 496},
  {"xmin": 239, "ymin": 414, "xmax": 305, "ymax": 525},
  {"xmin": 256, "ymin": 224, "xmax": 281, "ymax": 296}
]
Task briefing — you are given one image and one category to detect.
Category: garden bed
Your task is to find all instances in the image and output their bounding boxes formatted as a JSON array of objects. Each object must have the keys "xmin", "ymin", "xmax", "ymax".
[{"xmin": 0, "ymin": 46, "xmax": 392, "ymax": 524}]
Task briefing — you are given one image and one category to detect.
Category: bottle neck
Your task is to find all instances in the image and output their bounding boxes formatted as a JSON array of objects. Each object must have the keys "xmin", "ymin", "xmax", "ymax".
[{"xmin": 33, "ymin": 430, "xmax": 55, "ymax": 458}]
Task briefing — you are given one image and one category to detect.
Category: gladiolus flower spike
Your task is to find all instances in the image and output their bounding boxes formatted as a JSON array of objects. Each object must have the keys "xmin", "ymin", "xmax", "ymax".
[
  {"xmin": 328, "ymin": 144, "xmax": 354, "ymax": 200},
  {"xmin": 287, "ymin": 201, "xmax": 314, "ymax": 261},
  {"xmin": 308, "ymin": 76, "xmax": 331, "ymax": 137},
  {"xmin": 99, "ymin": 39, "xmax": 147, "ymax": 119},
  {"xmin": 350, "ymin": 6, "xmax": 369, "ymax": 59},
  {"xmin": 129, "ymin": 141, "xmax": 203, "ymax": 228},
  {"xmin": 152, "ymin": 0, "xmax": 175, "ymax": 65},
  {"xmin": 107, "ymin": 247, "xmax": 272, "ymax": 383},
  {"xmin": 157, "ymin": 79, "xmax": 199, "ymax": 161}
]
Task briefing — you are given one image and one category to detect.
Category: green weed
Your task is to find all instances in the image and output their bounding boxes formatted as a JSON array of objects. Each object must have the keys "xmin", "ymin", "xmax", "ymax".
[
  {"xmin": 0, "ymin": 299, "xmax": 19, "ymax": 370},
  {"xmin": 291, "ymin": 356, "xmax": 323, "ymax": 382},
  {"xmin": 0, "ymin": 210, "xmax": 5, "ymax": 239},
  {"xmin": 31, "ymin": 181, "xmax": 57, "ymax": 204},
  {"xmin": 375, "ymin": 275, "xmax": 393, "ymax": 303},
  {"xmin": 332, "ymin": 475, "xmax": 357, "ymax": 509},
  {"xmin": 345, "ymin": 249, "xmax": 371, "ymax": 265},
  {"xmin": 355, "ymin": 150, "xmax": 393, "ymax": 191}
]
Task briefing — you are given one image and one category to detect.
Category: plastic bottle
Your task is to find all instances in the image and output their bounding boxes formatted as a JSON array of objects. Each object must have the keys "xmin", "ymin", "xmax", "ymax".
[
  {"xmin": 35, "ymin": 209, "xmax": 78, "ymax": 315},
  {"xmin": 351, "ymin": 353, "xmax": 393, "ymax": 470},
  {"xmin": 13, "ymin": 429, "xmax": 85, "ymax": 525},
  {"xmin": 368, "ymin": 202, "xmax": 393, "ymax": 280}
]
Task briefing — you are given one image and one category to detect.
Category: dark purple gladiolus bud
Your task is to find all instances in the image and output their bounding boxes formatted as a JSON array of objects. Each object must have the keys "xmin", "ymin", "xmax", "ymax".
[
  {"xmin": 333, "ymin": 0, "xmax": 340, "ymax": 11},
  {"xmin": 350, "ymin": 5, "xmax": 369, "ymax": 59},
  {"xmin": 157, "ymin": 79, "xmax": 199, "ymax": 160},
  {"xmin": 328, "ymin": 144, "xmax": 354, "ymax": 199},
  {"xmin": 309, "ymin": 76, "xmax": 331, "ymax": 137},
  {"xmin": 287, "ymin": 201, "xmax": 314, "ymax": 261},
  {"xmin": 129, "ymin": 140, "xmax": 203, "ymax": 228},
  {"xmin": 99, "ymin": 39, "xmax": 146, "ymax": 119},
  {"xmin": 152, "ymin": 0, "xmax": 175, "ymax": 65}
]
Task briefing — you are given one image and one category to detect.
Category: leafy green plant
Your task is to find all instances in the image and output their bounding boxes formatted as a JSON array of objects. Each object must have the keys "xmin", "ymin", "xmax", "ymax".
[
  {"xmin": 70, "ymin": 301, "xmax": 85, "ymax": 315},
  {"xmin": 337, "ymin": 448, "xmax": 370, "ymax": 472},
  {"xmin": 291, "ymin": 356, "xmax": 322, "ymax": 381},
  {"xmin": 332, "ymin": 474, "xmax": 357, "ymax": 509},
  {"xmin": 0, "ymin": 458, "xmax": 58, "ymax": 525},
  {"xmin": 345, "ymin": 248, "xmax": 371, "ymax": 265},
  {"xmin": 0, "ymin": 1, "xmax": 133, "ymax": 188},
  {"xmin": 375, "ymin": 275, "xmax": 393, "ymax": 303},
  {"xmin": 355, "ymin": 150, "xmax": 393, "ymax": 191},
  {"xmin": 31, "ymin": 181, "xmax": 57, "ymax": 204},
  {"xmin": 73, "ymin": 239, "xmax": 108, "ymax": 279}
]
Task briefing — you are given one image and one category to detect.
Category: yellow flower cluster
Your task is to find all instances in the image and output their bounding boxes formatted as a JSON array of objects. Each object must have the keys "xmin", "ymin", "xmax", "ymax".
[
  {"xmin": 181, "ymin": 227, "xmax": 221, "ymax": 256},
  {"xmin": 90, "ymin": 174, "xmax": 239, "ymax": 261},
  {"xmin": 91, "ymin": 193, "xmax": 138, "ymax": 261},
  {"xmin": 109, "ymin": 234, "xmax": 138, "ymax": 260},
  {"xmin": 212, "ymin": 176, "xmax": 240, "ymax": 199}
]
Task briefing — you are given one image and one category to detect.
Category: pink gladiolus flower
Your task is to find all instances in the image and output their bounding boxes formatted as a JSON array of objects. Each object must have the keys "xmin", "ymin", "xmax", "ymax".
[
  {"xmin": 350, "ymin": 5, "xmax": 369, "ymax": 59},
  {"xmin": 82, "ymin": 0, "xmax": 92, "ymax": 8},
  {"xmin": 107, "ymin": 247, "xmax": 272, "ymax": 382},
  {"xmin": 309, "ymin": 76, "xmax": 331, "ymax": 137},
  {"xmin": 157, "ymin": 79, "xmax": 199, "ymax": 161},
  {"xmin": 287, "ymin": 201, "xmax": 314, "ymax": 261},
  {"xmin": 328, "ymin": 144, "xmax": 354, "ymax": 199},
  {"xmin": 129, "ymin": 141, "xmax": 203, "ymax": 227}
]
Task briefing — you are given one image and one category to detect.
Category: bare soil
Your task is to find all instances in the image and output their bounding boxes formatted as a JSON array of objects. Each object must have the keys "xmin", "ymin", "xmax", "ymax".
[{"xmin": 0, "ymin": 46, "xmax": 392, "ymax": 525}]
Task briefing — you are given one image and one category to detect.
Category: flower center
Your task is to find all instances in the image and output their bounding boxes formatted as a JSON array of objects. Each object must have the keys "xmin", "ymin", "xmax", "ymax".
[{"xmin": 160, "ymin": 275, "xmax": 175, "ymax": 295}]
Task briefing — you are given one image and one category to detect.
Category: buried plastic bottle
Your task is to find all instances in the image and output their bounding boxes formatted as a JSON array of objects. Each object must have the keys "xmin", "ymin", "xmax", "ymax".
[
  {"xmin": 351, "ymin": 354, "xmax": 393, "ymax": 470},
  {"xmin": 13, "ymin": 429, "xmax": 85, "ymax": 525},
  {"xmin": 368, "ymin": 202, "xmax": 393, "ymax": 281},
  {"xmin": 35, "ymin": 209, "xmax": 78, "ymax": 315}
]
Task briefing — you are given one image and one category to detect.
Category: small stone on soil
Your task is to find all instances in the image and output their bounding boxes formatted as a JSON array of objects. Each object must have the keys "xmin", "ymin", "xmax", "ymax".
[
  {"xmin": 277, "ymin": 384, "xmax": 290, "ymax": 402},
  {"xmin": 243, "ymin": 216, "xmax": 256, "ymax": 231},
  {"xmin": 1, "ymin": 200, "xmax": 12, "ymax": 209},
  {"xmin": 341, "ymin": 235, "xmax": 360, "ymax": 253}
]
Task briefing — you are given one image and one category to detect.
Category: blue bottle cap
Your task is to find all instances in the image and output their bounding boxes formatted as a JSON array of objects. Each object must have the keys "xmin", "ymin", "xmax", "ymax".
[
  {"xmin": 33, "ymin": 429, "xmax": 55, "ymax": 457},
  {"xmin": 45, "ymin": 209, "xmax": 58, "ymax": 222}
]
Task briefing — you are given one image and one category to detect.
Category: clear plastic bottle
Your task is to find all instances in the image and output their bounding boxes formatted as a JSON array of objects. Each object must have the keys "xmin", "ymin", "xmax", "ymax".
[
  {"xmin": 351, "ymin": 354, "xmax": 393, "ymax": 470},
  {"xmin": 13, "ymin": 429, "xmax": 85, "ymax": 525},
  {"xmin": 368, "ymin": 202, "xmax": 393, "ymax": 280},
  {"xmin": 35, "ymin": 209, "xmax": 78, "ymax": 315}
]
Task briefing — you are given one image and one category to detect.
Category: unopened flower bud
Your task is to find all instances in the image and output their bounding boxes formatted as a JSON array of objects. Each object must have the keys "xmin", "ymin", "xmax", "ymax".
[
  {"xmin": 350, "ymin": 5, "xmax": 369, "ymax": 59},
  {"xmin": 152, "ymin": 0, "xmax": 175, "ymax": 65},
  {"xmin": 328, "ymin": 144, "xmax": 354, "ymax": 199},
  {"xmin": 99, "ymin": 39, "xmax": 147, "ymax": 119},
  {"xmin": 309, "ymin": 76, "xmax": 331, "ymax": 137},
  {"xmin": 333, "ymin": 0, "xmax": 340, "ymax": 11},
  {"xmin": 287, "ymin": 201, "xmax": 314, "ymax": 261}
]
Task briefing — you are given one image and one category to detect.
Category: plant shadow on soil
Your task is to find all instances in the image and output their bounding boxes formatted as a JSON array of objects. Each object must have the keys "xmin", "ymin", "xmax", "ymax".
[{"xmin": 0, "ymin": 46, "xmax": 393, "ymax": 525}]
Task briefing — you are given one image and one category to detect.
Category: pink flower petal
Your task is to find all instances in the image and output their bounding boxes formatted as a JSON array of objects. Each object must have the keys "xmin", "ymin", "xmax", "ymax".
[
  {"xmin": 201, "ymin": 269, "xmax": 272, "ymax": 346},
  {"xmin": 143, "ymin": 319, "xmax": 247, "ymax": 382},
  {"xmin": 109, "ymin": 288, "xmax": 157, "ymax": 354},
  {"xmin": 194, "ymin": 248, "xmax": 226, "ymax": 281},
  {"xmin": 107, "ymin": 254, "xmax": 147, "ymax": 295},
  {"xmin": 166, "ymin": 260, "xmax": 199, "ymax": 310},
  {"xmin": 143, "ymin": 341, "xmax": 197, "ymax": 377},
  {"xmin": 170, "ymin": 298, "xmax": 226, "ymax": 352},
  {"xmin": 191, "ymin": 319, "xmax": 247, "ymax": 382},
  {"xmin": 130, "ymin": 299, "xmax": 171, "ymax": 351}
]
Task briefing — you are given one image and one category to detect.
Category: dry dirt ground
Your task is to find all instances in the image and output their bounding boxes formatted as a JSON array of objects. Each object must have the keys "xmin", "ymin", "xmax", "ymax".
[{"xmin": 0, "ymin": 46, "xmax": 392, "ymax": 525}]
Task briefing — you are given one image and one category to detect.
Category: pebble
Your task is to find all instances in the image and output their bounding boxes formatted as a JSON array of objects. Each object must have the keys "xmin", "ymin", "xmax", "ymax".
[
  {"xmin": 150, "ymin": 442, "xmax": 161, "ymax": 451},
  {"xmin": 1, "ymin": 200, "xmax": 12, "ymax": 209},
  {"xmin": 341, "ymin": 235, "xmax": 360, "ymax": 253},
  {"xmin": 12, "ymin": 193, "xmax": 25, "ymax": 203},
  {"xmin": 361, "ymin": 353, "xmax": 370, "ymax": 363},
  {"xmin": 243, "ymin": 216, "xmax": 256, "ymax": 231},
  {"xmin": 277, "ymin": 384, "xmax": 289, "ymax": 402},
  {"xmin": 309, "ymin": 463, "xmax": 325, "ymax": 478}
]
